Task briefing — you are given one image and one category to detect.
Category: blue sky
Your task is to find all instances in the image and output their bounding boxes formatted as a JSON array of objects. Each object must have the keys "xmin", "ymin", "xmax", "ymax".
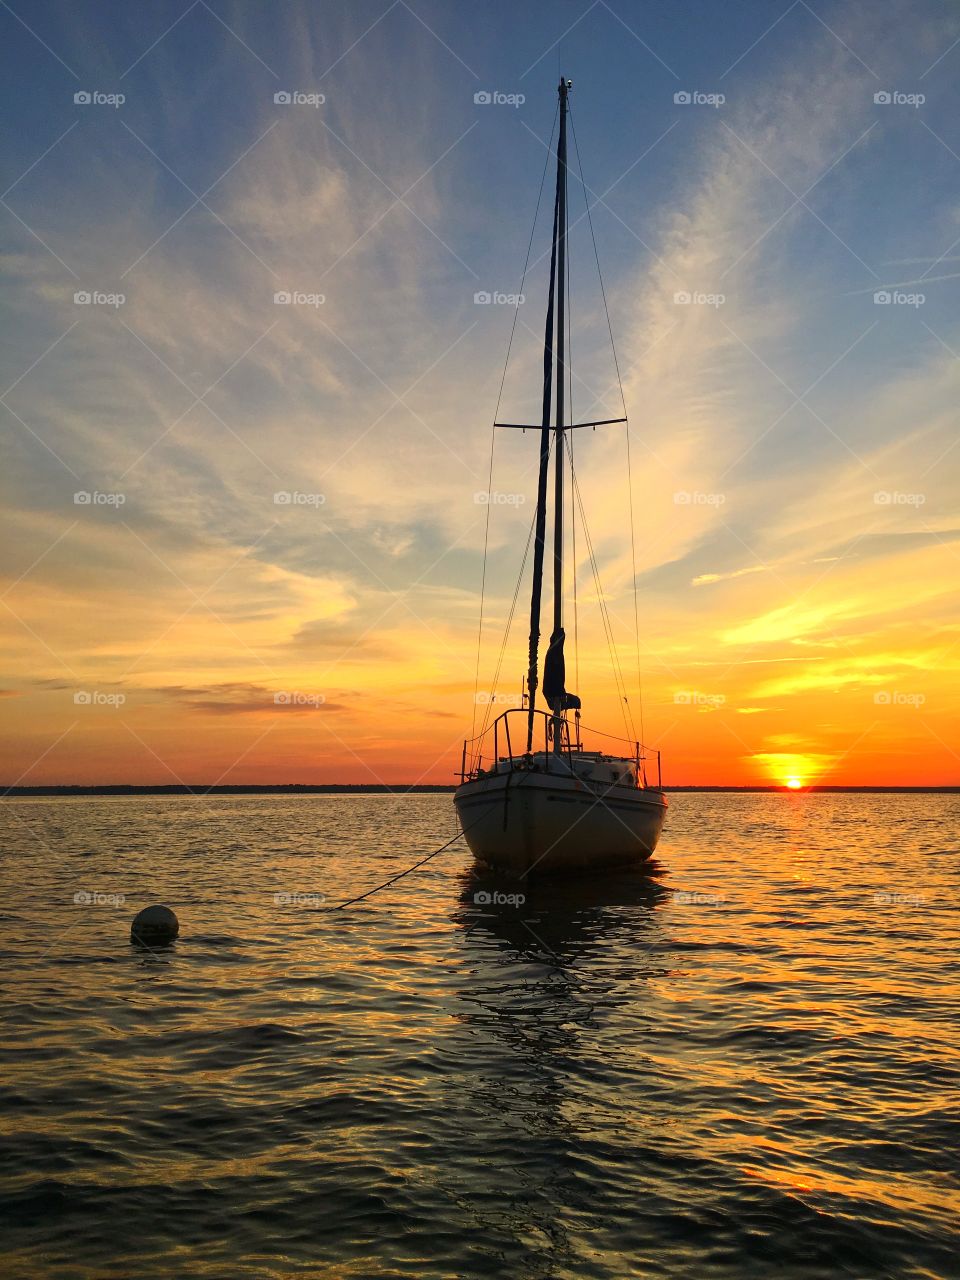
[{"xmin": 2, "ymin": 0, "xmax": 959, "ymax": 784}]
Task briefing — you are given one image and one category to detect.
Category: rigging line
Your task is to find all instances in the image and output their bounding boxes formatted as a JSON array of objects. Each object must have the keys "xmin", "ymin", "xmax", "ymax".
[
  {"xmin": 576, "ymin": 465, "xmax": 634, "ymax": 742},
  {"xmin": 625, "ymin": 403, "xmax": 645, "ymax": 746},
  {"xmin": 567, "ymin": 441, "xmax": 637, "ymax": 742},
  {"xmin": 566, "ymin": 202, "xmax": 579, "ymax": 698},
  {"xmin": 471, "ymin": 424, "xmax": 495, "ymax": 744},
  {"xmin": 473, "ymin": 104, "xmax": 559, "ymax": 742},
  {"xmin": 567, "ymin": 106, "xmax": 627, "ymax": 418},
  {"xmin": 478, "ymin": 430, "xmax": 557, "ymax": 749},
  {"xmin": 477, "ymin": 513, "xmax": 534, "ymax": 746},
  {"xmin": 475, "ymin": 464, "xmax": 543, "ymax": 749},
  {"xmin": 492, "ymin": 103, "xmax": 559, "ymax": 427},
  {"xmin": 569, "ymin": 105, "xmax": 645, "ymax": 745}
]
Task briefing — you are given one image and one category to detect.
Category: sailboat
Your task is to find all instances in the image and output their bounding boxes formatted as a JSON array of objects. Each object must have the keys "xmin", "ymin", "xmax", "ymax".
[{"xmin": 454, "ymin": 77, "xmax": 668, "ymax": 875}]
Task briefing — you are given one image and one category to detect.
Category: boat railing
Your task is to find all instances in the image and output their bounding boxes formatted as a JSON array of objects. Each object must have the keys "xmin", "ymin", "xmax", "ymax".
[{"xmin": 459, "ymin": 708, "xmax": 662, "ymax": 789}]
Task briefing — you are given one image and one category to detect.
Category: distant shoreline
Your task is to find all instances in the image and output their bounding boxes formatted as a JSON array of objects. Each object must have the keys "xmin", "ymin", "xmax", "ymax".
[{"xmin": 2, "ymin": 784, "xmax": 957, "ymax": 797}]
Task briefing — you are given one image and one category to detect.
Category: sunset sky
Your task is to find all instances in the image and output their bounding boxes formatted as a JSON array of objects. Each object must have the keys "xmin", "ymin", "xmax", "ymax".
[{"xmin": 2, "ymin": 0, "xmax": 959, "ymax": 787}]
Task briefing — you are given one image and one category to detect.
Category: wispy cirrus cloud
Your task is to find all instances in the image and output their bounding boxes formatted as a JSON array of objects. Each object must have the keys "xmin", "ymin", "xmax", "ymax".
[{"xmin": 1, "ymin": 0, "xmax": 958, "ymax": 783}]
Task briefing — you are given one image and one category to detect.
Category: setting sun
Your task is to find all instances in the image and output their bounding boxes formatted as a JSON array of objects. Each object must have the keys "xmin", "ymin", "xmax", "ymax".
[{"xmin": 785, "ymin": 778, "xmax": 804, "ymax": 790}]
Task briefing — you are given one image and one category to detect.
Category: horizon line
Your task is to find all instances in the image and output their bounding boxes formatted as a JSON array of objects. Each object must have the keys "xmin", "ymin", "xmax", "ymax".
[{"xmin": 2, "ymin": 783, "xmax": 958, "ymax": 797}]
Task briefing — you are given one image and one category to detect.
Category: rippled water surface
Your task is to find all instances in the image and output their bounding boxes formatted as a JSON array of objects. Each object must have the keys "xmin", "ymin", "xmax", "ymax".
[{"xmin": 1, "ymin": 792, "xmax": 957, "ymax": 1279}]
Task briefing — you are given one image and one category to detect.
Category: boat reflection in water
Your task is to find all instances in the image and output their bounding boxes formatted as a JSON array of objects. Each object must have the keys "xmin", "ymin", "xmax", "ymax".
[
  {"xmin": 440, "ymin": 864, "xmax": 673, "ymax": 1275},
  {"xmin": 455, "ymin": 860, "xmax": 670, "ymax": 964}
]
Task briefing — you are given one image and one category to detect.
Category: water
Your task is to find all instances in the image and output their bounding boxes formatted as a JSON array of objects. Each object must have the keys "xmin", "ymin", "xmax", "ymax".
[{"xmin": 1, "ymin": 792, "xmax": 957, "ymax": 1279}]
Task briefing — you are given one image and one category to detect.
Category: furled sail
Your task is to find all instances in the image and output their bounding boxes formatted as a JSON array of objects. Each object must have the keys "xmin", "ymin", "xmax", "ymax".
[{"xmin": 543, "ymin": 628, "xmax": 581, "ymax": 711}]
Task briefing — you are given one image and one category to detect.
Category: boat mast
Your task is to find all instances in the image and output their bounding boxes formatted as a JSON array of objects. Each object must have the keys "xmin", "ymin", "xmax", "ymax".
[
  {"xmin": 552, "ymin": 78, "xmax": 569, "ymax": 753},
  {"xmin": 525, "ymin": 76, "xmax": 569, "ymax": 754}
]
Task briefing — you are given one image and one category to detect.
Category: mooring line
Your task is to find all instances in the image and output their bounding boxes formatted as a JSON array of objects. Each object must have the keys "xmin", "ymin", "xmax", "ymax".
[{"xmin": 330, "ymin": 801, "xmax": 502, "ymax": 910}]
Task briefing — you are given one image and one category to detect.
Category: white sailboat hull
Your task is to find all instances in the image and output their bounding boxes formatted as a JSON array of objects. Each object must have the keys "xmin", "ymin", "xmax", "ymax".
[{"xmin": 454, "ymin": 769, "xmax": 667, "ymax": 876}]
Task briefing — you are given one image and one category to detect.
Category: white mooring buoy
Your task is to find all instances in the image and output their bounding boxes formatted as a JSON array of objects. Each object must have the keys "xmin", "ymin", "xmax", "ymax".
[{"xmin": 131, "ymin": 904, "xmax": 179, "ymax": 946}]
